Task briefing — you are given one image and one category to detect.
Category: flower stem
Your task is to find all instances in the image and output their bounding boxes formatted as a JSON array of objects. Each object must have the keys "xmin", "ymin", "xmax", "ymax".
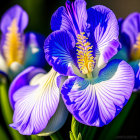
[
  {"xmin": 69, "ymin": 116, "xmax": 82, "ymax": 140},
  {"xmin": 0, "ymin": 125, "xmax": 9, "ymax": 140},
  {"xmin": 87, "ymin": 72, "xmax": 92, "ymax": 79},
  {"xmin": 31, "ymin": 135, "xmax": 44, "ymax": 140},
  {"xmin": 50, "ymin": 132, "xmax": 63, "ymax": 140}
]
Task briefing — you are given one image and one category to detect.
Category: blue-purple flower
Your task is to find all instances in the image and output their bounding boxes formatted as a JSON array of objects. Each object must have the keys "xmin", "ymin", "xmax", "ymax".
[
  {"xmin": 114, "ymin": 13, "xmax": 140, "ymax": 91},
  {"xmin": 44, "ymin": 0, "xmax": 135, "ymax": 126},
  {"xmin": 0, "ymin": 5, "xmax": 46, "ymax": 78},
  {"xmin": 9, "ymin": 67, "xmax": 68, "ymax": 135}
]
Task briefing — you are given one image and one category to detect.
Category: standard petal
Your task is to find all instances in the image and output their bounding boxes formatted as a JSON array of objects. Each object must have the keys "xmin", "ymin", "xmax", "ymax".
[
  {"xmin": 9, "ymin": 67, "xmax": 46, "ymax": 109},
  {"xmin": 61, "ymin": 60, "xmax": 134, "ymax": 126},
  {"xmin": 44, "ymin": 30, "xmax": 76, "ymax": 76},
  {"xmin": 121, "ymin": 12, "xmax": 140, "ymax": 47},
  {"xmin": 129, "ymin": 60, "xmax": 140, "ymax": 91},
  {"xmin": 87, "ymin": 5, "xmax": 119, "ymax": 67},
  {"xmin": 0, "ymin": 5, "xmax": 28, "ymax": 33},
  {"xmin": 66, "ymin": 0, "xmax": 87, "ymax": 33},
  {"xmin": 10, "ymin": 69, "xmax": 60, "ymax": 135},
  {"xmin": 24, "ymin": 32, "xmax": 46, "ymax": 68},
  {"xmin": 51, "ymin": 0, "xmax": 87, "ymax": 36},
  {"xmin": 51, "ymin": 6, "xmax": 73, "ymax": 32}
]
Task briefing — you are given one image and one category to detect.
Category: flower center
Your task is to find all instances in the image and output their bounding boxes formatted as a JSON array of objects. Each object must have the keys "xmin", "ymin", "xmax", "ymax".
[
  {"xmin": 131, "ymin": 33, "xmax": 140, "ymax": 61},
  {"xmin": 3, "ymin": 19, "xmax": 24, "ymax": 67},
  {"xmin": 76, "ymin": 32, "xmax": 95, "ymax": 78}
]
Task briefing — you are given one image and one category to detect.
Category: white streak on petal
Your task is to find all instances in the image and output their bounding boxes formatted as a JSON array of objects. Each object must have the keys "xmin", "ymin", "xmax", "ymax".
[{"xmin": 10, "ymin": 68, "xmax": 61, "ymax": 135}]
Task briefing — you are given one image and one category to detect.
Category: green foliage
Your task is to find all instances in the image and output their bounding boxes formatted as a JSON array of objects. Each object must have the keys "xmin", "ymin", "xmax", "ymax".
[
  {"xmin": 0, "ymin": 79, "xmax": 25, "ymax": 140},
  {"xmin": 70, "ymin": 116, "xmax": 82, "ymax": 140}
]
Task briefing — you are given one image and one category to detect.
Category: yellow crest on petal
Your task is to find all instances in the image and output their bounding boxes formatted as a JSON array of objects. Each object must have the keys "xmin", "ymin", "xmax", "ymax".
[
  {"xmin": 3, "ymin": 19, "xmax": 24, "ymax": 66},
  {"xmin": 76, "ymin": 32, "xmax": 95, "ymax": 76},
  {"xmin": 131, "ymin": 33, "xmax": 140, "ymax": 61}
]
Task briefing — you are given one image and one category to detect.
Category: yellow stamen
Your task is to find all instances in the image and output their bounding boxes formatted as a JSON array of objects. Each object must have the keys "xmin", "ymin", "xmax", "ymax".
[
  {"xmin": 3, "ymin": 19, "xmax": 24, "ymax": 66},
  {"xmin": 131, "ymin": 33, "xmax": 140, "ymax": 61},
  {"xmin": 76, "ymin": 32, "xmax": 95, "ymax": 77}
]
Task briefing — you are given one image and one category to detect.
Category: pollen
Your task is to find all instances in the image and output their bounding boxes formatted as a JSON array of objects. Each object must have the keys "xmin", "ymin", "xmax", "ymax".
[
  {"xmin": 76, "ymin": 32, "xmax": 95, "ymax": 75},
  {"xmin": 3, "ymin": 19, "xmax": 24, "ymax": 66},
  {"xmin": 131, "ymin": 33, "xmax": 140, "ymax": 61}
]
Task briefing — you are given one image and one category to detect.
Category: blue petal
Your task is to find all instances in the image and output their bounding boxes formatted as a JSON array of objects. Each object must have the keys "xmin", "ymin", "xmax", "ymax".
[
  {"xmin": 51, "ymin": 6, "xmax": 73, "ymax": 32},
  {"xmin": 24, "ymin": 32, "xmax": 46, "ymax": 68},
  {"xmin": 121, "ymin": 12, "xmax": 140, "ymax": 48},
  {"xmin": 9, "ymin": 69, "xmax": 62, "ymax": 135},
  {"xmin": 129, "ymin": 60, "xmax": 140, "ymax": 91},
  {"xmin": 0, "ymin": 5, "xmax": 28, "ymax": 33},
  {"xmin": 87, "ymin": 5, "xmax": 119, "ymax": 67},
  {"xmin": 61, "ymin": 60, "xmax": 134, "ymax": 126},
  {"xmin": 51, "ymin": 0, "xmax": 87, "ymax": 36},
  {"xmin": 118, "ymin": 18, "xmax": 124, "ymax": 34},
  {"xmin": 44, "ymin": 30, "xmax": 76, "ymax": 76},
  {"xmin": 9, "ymin": 67, "xmax": 46, "ymax": 109}
]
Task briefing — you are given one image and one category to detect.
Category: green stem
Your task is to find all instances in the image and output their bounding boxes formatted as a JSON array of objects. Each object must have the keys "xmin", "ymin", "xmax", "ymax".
[
  {"xmin": 50, "ymin": 132, "xmax": 63, "ymax": 140},
  {"xmin": 99, "ymin": 93, "xmax": 137, "ymax": 140},
  {"xmin": 0, "ymin": 82, "xmax": 25, "ymax": 140},
  {"xmin": 0, "ymin": 125, "xmax": 9, "ymax": 140},
  {"xmin": 31, "ymin": 135, "xmax": 44, "ymax": 140},
  {"xmin": 69, "ymin": 116, "xmax": 82, "ymax": 140}
]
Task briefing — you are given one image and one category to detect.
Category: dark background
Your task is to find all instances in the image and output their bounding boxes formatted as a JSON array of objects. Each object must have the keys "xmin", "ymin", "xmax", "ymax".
[{"xmin": 0, "ymin": 0, "xmax": 140, "ymax": 140}]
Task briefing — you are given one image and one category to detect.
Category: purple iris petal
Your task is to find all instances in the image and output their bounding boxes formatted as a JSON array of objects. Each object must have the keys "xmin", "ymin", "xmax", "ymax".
[
  {"xmin": 24, "ymin": 32, "xmax": 46, "ymax": 68},
  {"xmin": 98, "ymin": 40, "xmax": 120, "ymax": 67},
  {"xmin": 44, "ymin": 30, "xmax": 76, "ymax": 76},
  {"xmin": 118, "ymin": 18, "xmax": 124, "ymax": 34},
  {"xmin": 51, "ymin": 6, "xmax": 74, "ymax": 33},
  {"xmin": 129, "ymin": 60, "xmax": 140, "ymax": 91},
  {"xmin": 121, "ymin": 12, "xmax": 140, "ymax": 48},
  {"xmin": 9, "ymin": 68, "xmax": 60, "ymax": 135},
  {"xmin": 61, "ymin": 60, "xmax": 134, "ymax": 126},
  {"xmin": 9, "ymin": 67, "xmax": 46, "ymax": 109},
  {"xmin": 87, "ymin": 5, "xmax": 119, "ymax": 64},
  {"xmin": 51, "ymin": 0, "xmax": 87, "ymax": 36},
  {"xmin": 0, "ymin": 5, "xmax": 28, "ymax": 33}
]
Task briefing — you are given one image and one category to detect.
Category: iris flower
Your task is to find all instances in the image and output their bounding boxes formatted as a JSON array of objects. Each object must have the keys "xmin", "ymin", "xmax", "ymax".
[
  {"xmin": 0, "ymin": 5, "xmax": 46, "ymax": 78},
  {"xmin": 44, "ymin": 0, "xmax": 135, "ymax": 126},
  {"xmin": 9, "ymin": 67, "xmax": 68, "ymax": 135},
  {"xmin": 114, "ymin": 13, "xmax": 140, "ymax": 91}
]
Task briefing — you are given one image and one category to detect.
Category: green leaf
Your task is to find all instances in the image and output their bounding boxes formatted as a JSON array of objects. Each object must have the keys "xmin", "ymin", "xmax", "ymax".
[
  {"xmin": 77, "ymin": 133, "xmax": 82, "ymax": 140},
  {"xmin": 50, "ymin": 132, "xmax": 63, "ymax": 140},
  {"xmin": 0, "ymin": 125, "xmax": 9, "ymax": 140},
  {"xmin": 71, "ymin": 119, "xmax": 78, "ymax": 139},
  {"xmin": 70, "ymin": 116, "xmax": 82, "ymax": 140},
  {"xmin": 0, "ymin": 81, "xmax": 25, "ymax": 140},
  {"xmin": 31, "ymin": 135, "xmax": 44, "ymax": 140}
]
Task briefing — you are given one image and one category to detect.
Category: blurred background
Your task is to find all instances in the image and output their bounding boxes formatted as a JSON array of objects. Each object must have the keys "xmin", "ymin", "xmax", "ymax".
[
  {"xmin": 0, "ymin": 0, "xmax": 140, "ymax": 139},
  {"xmin": 1, "ymin": 0, "xmax": 140, "ymax": 37}
]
